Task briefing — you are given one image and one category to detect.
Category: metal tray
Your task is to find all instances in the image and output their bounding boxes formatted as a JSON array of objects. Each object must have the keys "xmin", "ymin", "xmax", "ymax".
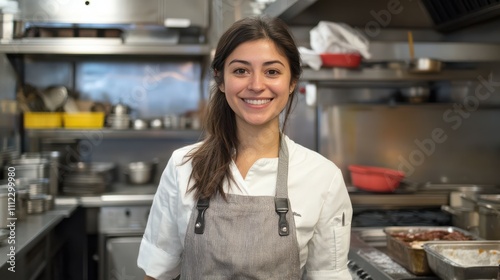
[
  {"xmin": 383, "ymin": 226, "xmax": 480, "ymax": 276},
  {"xmin": 423, "ymin": 241, "xmax": 500, "ymax": 280}
]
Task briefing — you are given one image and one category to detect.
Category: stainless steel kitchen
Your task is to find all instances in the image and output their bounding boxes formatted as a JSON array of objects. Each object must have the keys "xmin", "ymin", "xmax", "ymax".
[{"xmin": 1, "ymin": 0, "xmax": 500, "ymax": 279}]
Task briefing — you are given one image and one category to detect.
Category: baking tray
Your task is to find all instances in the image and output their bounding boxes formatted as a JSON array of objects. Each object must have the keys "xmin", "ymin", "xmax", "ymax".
[
  {"xmin": 383, "ymin": 226, "xmax": 480, "ymax": 276},
  {"xmin": 423, "ymin": 241, "xmax": 500, "ymax": 280}
]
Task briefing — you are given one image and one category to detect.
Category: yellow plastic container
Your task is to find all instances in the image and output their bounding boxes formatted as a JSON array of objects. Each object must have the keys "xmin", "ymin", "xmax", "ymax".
[
  {"xmin": 24, "ymin": 112, "xmax": 63, "ymax": 129},
  {"xmin": 63, "ymin": 112, "xmax": 105, "ymax": 129}
]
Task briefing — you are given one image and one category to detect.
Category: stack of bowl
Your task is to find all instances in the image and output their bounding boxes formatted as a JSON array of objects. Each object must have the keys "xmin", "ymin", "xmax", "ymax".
[{"xmin": 107, "ymin": 103, "xmax": 130, "ymax": 129}]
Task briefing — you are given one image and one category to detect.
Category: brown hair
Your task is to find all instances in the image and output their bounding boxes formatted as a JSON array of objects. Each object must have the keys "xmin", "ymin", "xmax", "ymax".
[{"xmin": 186, "ymin": 16, "xmax": 302, "ymax": 199}]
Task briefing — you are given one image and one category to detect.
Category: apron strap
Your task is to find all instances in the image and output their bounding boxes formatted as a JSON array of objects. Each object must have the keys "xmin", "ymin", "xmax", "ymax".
[
  {"xmin": 194, "ymin": 135, "xmax": 290, "ymax": 236},
  {"xmin": 275, "ymin": 134, "xmax": 290, "ymax": 236}
]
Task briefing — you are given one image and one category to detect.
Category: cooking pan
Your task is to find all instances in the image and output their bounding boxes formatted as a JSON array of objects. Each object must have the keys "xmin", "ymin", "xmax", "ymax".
[{"xmin": 407, "ymin": 31, "xmax": 442, "ymax": 73}]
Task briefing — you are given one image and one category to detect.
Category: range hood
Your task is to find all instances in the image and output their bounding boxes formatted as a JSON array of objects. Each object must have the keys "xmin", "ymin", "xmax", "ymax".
[{"xmin": 264, "ymin": 0, "xmax": 500, "ymax": 33}]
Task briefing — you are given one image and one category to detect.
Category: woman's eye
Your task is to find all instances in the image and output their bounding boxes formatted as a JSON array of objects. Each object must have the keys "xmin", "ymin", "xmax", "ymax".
[
  {"xmin": 233, "ymin": 68, "xmax": 247, "ymax": 75},
  {"xmin": 267, "ymin": 69, "xmax": 280, "ymax": 76}
]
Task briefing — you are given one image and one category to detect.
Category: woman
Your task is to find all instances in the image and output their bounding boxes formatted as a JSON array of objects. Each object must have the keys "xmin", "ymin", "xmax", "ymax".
[{"xmin": 138, "ymin": 16, "xmax": 353, "ymax": 280}]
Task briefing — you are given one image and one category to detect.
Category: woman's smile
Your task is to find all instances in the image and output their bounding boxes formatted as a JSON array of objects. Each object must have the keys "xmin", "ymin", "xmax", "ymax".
[{"xmin": 221, "ymin": 39, "xmax": 295, "ymax": 128}]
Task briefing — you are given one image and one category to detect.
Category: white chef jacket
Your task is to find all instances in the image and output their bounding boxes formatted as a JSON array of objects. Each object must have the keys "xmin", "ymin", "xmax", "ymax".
[{"xmin": 137, "ymin": 135, "xmax": 353, "ymax": 280}]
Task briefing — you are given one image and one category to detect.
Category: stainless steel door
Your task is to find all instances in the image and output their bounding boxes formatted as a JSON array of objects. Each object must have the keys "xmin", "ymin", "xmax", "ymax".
[{"xmin": 106, "ymin": 236, "xmax": 144, "ymax": 280}]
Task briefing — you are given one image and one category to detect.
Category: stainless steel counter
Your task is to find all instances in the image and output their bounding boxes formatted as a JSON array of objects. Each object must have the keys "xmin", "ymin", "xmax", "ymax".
[{"xmin": 0, "ymin": 204, "xmax": 77, "ymax": 271}]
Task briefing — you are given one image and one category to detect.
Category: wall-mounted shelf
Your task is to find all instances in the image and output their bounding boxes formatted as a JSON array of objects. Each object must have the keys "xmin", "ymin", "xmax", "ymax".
[
  {"xmin": 25, "ymin": 128, "xmax": 203, "ymax": 140},
  {"xmin": 301, "ymin": 67, "xmax": 489, "ymax": 83},
  {"xmin": 0, "ymin": 38, "xmax": 211, "ymax": 56}
]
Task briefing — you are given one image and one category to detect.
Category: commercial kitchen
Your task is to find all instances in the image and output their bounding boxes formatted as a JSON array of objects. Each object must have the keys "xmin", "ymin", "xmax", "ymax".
[{"xmin": 1, "ymin": 0, "xmax": 500, "ymax": 279}]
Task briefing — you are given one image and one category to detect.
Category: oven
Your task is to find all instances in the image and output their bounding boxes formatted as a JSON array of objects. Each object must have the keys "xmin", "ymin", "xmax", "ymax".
[{"xmin": 98, "ymin": 205, "xmax": 150, "ymax": 280}]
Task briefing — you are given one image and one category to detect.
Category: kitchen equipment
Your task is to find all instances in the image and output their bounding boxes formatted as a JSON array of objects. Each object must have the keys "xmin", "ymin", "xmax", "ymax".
[
  {"xmin": 125, "ymin": 160, "xmax": 157, "ymax": 185},
  {"xmin": 408, "ymin": 58, "xmax": 442, "ymax": 73},
  {"xmin": 132, "ymin": 119, "xmax": 148, "ymax": 130},
  {"xmin": 319, "ymin": 53, "xmax": 362, "ymax": 68},
  {"xmin": 62, "ymin": 162, "xmax": 116, "ymax": 195},
  {"xmin": 27, "ymin": 194, "xmax": 46, "ymax": 214},
  {"xmin": 0, "ymin": 183, "xmax": 8, "ymax": 228},
  {"xmin": 163, "ymin": 114, "xmax": 179, "ymax": 129},
  {"xmin": 407, "ymin": 31, "xmax": 442, "ymax": 74},
  {"xmin": 39, "ymin": 86, "xmax": 68, "ymax": 112},
  {"xmin": 384, "ymin": 226, "xmax": 479, "ymax": 276},
  {"xmin": 106, "ymin": 114, "xmax": 130, "ymax": 129},
  {"xmin": 24, "ymin": 112, "xmax": 63, "ymax": 129},
  {"xmin": 348, "ymin": 165, "xmax": 405, "ymax": 193},
  {"xmin": 110, "ymin": 103, "xmax": 131, "ymax": 115},
  {"xmin": 423, "ymin": 241, "xmax": 500, "ymax": 280},
  {"xmin": 400, "ymin": 86, "xmax": 430, "ymax": 103},
  {"xmin": 149, "ymin": 118, "xmax": 163, "ymax": 129},
  {"xmin": 476, "ymin": 194, "xmax": 500, "ymax": 240},
  {"xmin": 441, "ymin": 205, "xmax": 479, "ymax": 233},
  {"xmin": 63, "ymin": 112, "xmax": 105, "ymax": 129}
]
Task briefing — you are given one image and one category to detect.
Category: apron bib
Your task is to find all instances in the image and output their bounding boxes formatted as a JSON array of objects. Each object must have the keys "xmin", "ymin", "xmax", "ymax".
[{"xmin": 180, "ymin": 137, "xmax": 301, "ymax": 279}]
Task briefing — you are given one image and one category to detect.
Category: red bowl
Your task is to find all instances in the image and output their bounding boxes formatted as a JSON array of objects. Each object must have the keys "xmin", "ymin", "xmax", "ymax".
[
  {"xmin": 320, "ymin": 53, "xmax": 362, "ymax": 68},
  {"xmin": 348, "ymin": 165, "xmax": 405, "ymax": 193}
]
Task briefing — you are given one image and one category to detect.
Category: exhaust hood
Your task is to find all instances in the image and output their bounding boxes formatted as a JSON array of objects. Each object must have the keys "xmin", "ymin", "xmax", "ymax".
[{"xmin": 264, "ymin": 0, "xmax": 500, "ymax": 33}]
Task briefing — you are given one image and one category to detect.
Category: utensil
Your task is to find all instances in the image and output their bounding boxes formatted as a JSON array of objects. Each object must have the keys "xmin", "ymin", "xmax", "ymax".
[
  {"xmin": 125, "ymin": 160, "xmax": 157, "ymax": 185},
  {"xmin": 407, "ymin": 31, "xmax": 442, "ymax": 73},
  {"xmin": 407, "ymin": 31, "xmax": 415, "ymax": 61},
  {"xmin": 39, "ymin": 86, "xmax": 68, "ymax": 111}
]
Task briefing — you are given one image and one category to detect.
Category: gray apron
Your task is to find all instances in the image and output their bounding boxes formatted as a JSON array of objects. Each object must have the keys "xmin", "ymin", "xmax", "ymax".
[{"xmin": 180, "ymin": 137, "xmax": 301, "ymax": 279}]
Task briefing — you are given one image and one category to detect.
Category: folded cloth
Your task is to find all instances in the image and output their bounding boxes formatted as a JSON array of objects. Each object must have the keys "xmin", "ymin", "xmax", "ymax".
[{"xmin": 299, "ymin": 21, "xmax": 371, "ymax": 70}]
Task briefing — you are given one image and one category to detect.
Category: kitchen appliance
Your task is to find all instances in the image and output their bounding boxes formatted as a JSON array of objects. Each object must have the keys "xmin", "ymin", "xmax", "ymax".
[{"xmin": 98, "ymin": 205, "xmax": 150, "ymax": 280}]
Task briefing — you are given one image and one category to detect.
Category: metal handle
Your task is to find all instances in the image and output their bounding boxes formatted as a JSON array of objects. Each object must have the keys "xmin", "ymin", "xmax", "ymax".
[{"xmin": 441, "ymin": 205, "xmax": 457, "ymax": 216}]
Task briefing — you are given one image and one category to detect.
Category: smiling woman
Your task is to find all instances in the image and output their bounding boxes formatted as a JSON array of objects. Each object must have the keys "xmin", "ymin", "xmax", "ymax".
[{"xmin": 137, "ymin": 16, "xmax": 353, "ymax": 280}]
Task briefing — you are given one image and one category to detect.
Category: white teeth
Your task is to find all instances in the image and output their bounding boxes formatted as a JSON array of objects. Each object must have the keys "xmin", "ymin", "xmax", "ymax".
[{"xmin": 244, "ymin": 99, "xmax": 271, "ymax": 105}]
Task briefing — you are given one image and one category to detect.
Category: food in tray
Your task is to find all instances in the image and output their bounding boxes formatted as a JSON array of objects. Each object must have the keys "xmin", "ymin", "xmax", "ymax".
[
  {"xmin": 390, "ymin": 230, "xmax": 473, "ymax": 249},
  {"xmin": 440, "ymin": 248, "xmax": 500, "ymax": 267}
]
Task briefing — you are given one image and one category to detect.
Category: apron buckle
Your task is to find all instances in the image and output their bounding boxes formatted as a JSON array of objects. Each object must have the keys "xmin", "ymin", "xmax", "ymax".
[
  {"xmin": 195, "ymin": 198, "xmax": 210, "ymax": 234},
  {"xmin": 275, "ymin": 198, "xmax": 290, "ymax": 236}
]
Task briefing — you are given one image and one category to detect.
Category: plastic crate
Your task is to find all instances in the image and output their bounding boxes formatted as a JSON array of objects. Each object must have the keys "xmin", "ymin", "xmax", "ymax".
[
  {"xmin": 24, "ymin": 112, "xmax": 63, "ymax": 129},
  {"xmin": 63, "ymin": 112, "xmax": 105, "ymax": 129}
]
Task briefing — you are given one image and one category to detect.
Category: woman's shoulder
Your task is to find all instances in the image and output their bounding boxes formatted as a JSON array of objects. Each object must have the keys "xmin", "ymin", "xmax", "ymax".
[
  {"xmin": 170, "ymin": 141, "xmax": 203, "ymax": 164},
  {"xmin": 285, "ymin": 136, "xmax": 338, "ymax": 171}
]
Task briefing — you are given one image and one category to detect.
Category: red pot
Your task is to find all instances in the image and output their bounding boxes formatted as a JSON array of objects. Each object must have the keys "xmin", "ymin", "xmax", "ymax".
[{"xmin": 348, "ymin": 165, "xmax": 405, "ymax": 193}]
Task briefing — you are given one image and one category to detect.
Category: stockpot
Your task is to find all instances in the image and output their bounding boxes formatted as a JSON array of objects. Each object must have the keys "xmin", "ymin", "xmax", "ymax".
[
  {"xmin": 476, "ymin": 194, "xmax": 500, "ymax": 240},
  {"xmin": 440, "ymin": 205, "xmax": 479, "ymax": 235}
]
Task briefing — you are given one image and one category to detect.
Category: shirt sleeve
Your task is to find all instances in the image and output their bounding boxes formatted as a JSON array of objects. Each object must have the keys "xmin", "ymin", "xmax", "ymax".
[
  {"xmin": 304, "ymin": 168, "xmax": 353, "ymax": 280},
  {"xmin": 137, "ymin": 153, "xmax": 183, "ymax": 280}
]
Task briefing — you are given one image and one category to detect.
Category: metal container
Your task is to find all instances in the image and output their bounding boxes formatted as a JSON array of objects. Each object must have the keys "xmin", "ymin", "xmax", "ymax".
[
  {"xmin": 474, "ymin": 194, "xmax": 500, "ymax": 240},
  {"xmin": 423, "ymin": 241, "xmax": 500, "ymax": 280},
  {"xmin": 125, "ymin": 161, "xmax": 156, "ymax": 185},
  {"xmin": 441, "ymin": 205, "xmax": 479, "ymax": 233},
  {"xmin": 0, "ymin": 184, "xmax": 9, "ymax": 228},
  {"xmin": 408, "ymin": 58, "xmax": 442, "ymax": 73},
  {"xmin": 62, "ymin": 162, "xmax": 116, "ymax": 195},
  {"xmin": 384, "ymin": 226, "xmax": 480, "ymax": 276}
]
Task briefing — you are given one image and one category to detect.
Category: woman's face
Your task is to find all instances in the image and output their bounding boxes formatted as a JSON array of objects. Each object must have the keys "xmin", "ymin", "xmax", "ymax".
[{"xmin": 219, "ymin": 39, "xmax": 296, "ymax": 129}]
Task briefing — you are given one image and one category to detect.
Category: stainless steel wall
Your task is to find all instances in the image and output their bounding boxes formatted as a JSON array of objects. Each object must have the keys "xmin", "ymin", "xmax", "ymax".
[{"xmin": 319, "ymin": 101, "xmax": 500, "ymax": 185}]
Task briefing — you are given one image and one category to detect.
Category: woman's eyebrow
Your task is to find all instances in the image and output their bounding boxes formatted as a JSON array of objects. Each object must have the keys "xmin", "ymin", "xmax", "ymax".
[{"xmin": 228, "ymin": 59, "xmax": 285, "ymax": 67}]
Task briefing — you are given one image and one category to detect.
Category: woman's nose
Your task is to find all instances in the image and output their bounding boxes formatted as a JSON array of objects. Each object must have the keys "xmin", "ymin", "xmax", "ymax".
[{"xmin": 248, "ymin": 74, "xmax": 265, "ymax": 92}]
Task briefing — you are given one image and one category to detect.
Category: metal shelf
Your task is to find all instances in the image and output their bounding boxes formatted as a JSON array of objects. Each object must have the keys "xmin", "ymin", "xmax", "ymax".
[
  {"xmin": 301, "ymin": 67, "xmax": 489, "ymax": 83},
  {"xmin": 0, "ymin": 38, "xmax": 211, "ymax": 56},
  {"xmin": 25, "ymin": 128, "xmax": 203, "ymax": 140}
]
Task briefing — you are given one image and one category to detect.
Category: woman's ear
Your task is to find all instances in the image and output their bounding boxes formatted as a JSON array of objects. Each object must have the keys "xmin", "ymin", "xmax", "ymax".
[
  {"xmin": 289, "ymin": 80, "xmax": 297, "ymax": 94},
  {"xmin": 219, "ymin": 84, "xmax": 225, "ymax": 93}
]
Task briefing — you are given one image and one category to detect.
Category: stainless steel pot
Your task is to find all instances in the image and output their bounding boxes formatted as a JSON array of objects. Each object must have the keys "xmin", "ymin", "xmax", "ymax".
[
  {"xmin": 408, "ymin": 58, "xmax": 442, "ymax": 73},
  {"xmin": 441, "ymin": 205, "xmax": 479, "ymax": 234},
  {"xmin": 0, "ymin": 183, "xmax": 8, "ymax": 228},
  {"xmin": 125, "ymin": 160, "xmax": 157, "ymax": 185},
  {"xmin": 476, "ymin": 194, "xmax": 500, "ymax": 240}
]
